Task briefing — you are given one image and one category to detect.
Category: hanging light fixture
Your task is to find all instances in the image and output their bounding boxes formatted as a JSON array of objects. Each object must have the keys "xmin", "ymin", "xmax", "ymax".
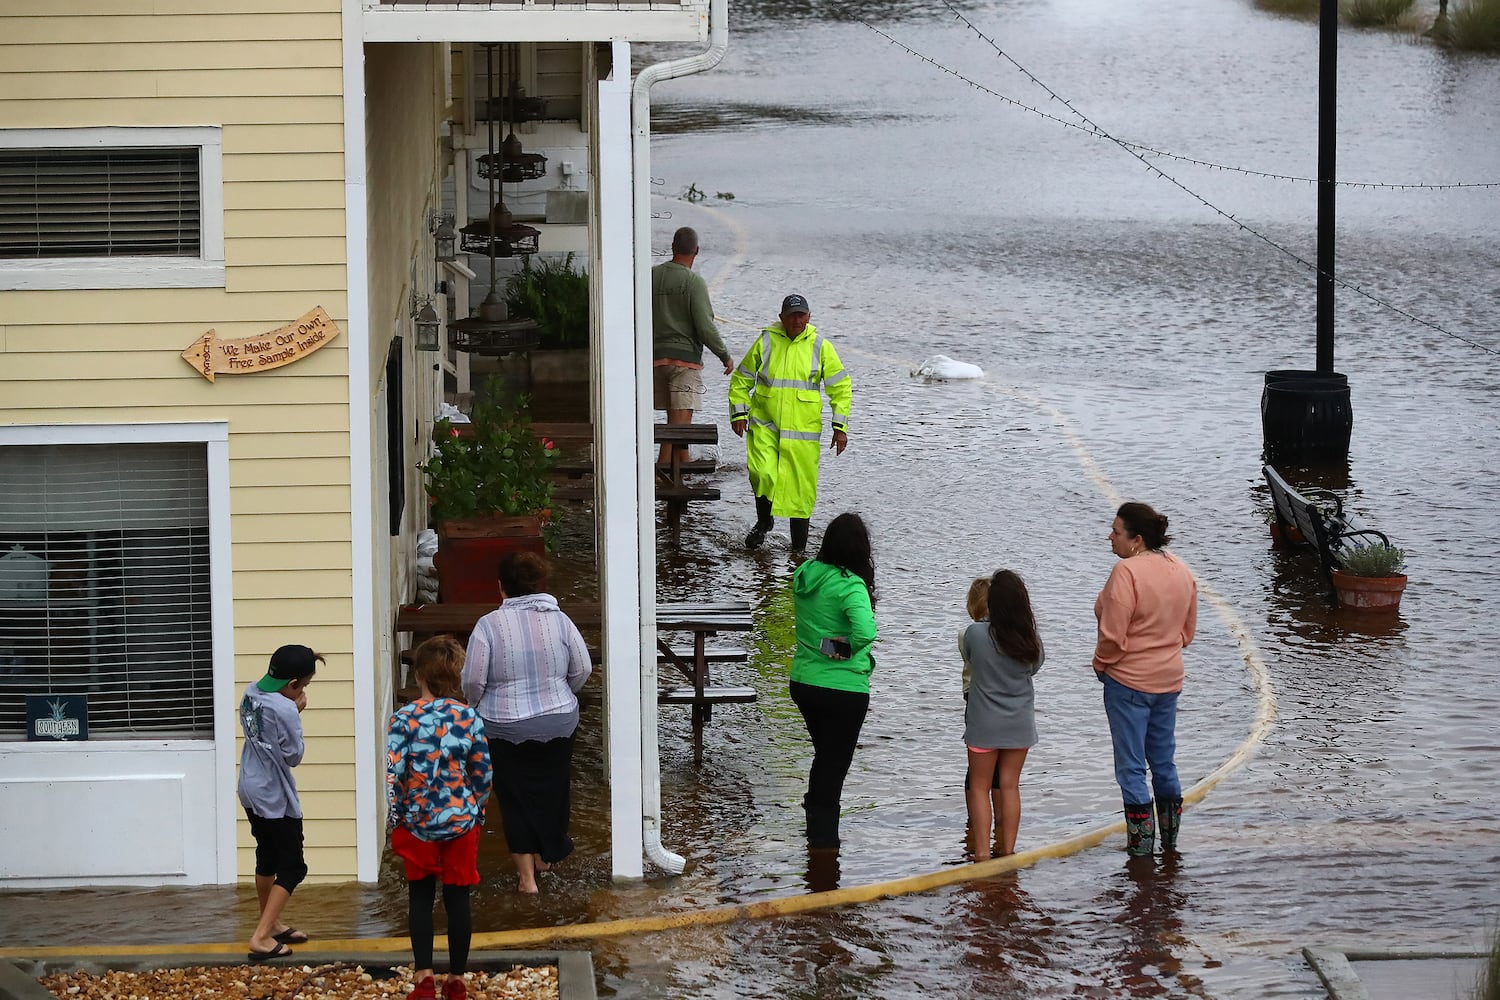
[
  {"xmin": 430, "ymin": 211, "xmax": 458, "ymax": 263},
  {"xmin": 411, "ymin": 295, "xmax": 441, "ymax": 352},
  {"xmin": 458, "ymin": 42, "xmax": 540, "ymax": 260},
  {"xmin": 451, "ymin": 42, "xmax": 541, "ymax": 356}
]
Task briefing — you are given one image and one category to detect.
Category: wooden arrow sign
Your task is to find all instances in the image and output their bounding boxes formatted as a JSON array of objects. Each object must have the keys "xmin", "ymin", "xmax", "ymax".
[{"xmin": 182, "ymin": 306, "xmax": 341, "ymax": 383}]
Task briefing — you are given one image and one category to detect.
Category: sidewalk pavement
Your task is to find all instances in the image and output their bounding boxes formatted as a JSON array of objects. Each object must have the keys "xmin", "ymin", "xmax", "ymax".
[{"xmin": 1305, "ymin": 947, "xmax": 1489, "ymax": 1000}]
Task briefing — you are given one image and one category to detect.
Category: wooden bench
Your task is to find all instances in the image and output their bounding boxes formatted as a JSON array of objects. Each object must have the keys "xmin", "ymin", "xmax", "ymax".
[
  {"xmin": 525, "ymin": 421, "xmax": 724, "ymax": 547},
  {"xmin": 658, "ymin": 685, "xmax": 756, "ymax": 705},
  {"xmin": 1263, "ymin": 464, "xmax": 1391, "ymax": 595},
  {"xmin": 574, "ymin": 684, "xmax": 757, "ymax": 709},
  {"xmin": 555, "ymin": 458, "xmax": 715, "ymax": 479}
]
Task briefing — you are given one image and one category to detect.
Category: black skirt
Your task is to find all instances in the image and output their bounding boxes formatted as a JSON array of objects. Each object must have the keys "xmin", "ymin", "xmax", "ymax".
[{"xmin": 488, "ymin": 734, "xmax": 576, "ymax": 863}]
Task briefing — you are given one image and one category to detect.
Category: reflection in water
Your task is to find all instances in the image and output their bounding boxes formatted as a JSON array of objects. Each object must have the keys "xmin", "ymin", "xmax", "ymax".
[
  {"xmin": 1099, "ymin": 857, "xmax": 1206, "ymax": 998},
  {"xmin": 651, "ymin": 102, "xmax": 907, "ymax": 136},
  {"xmin": 805, "ymin": 848, "xmax": 842, "ymax": 893},
  {"xmin": 951, "ymin": 873, "xmax": 1052, "ymax": 995}
]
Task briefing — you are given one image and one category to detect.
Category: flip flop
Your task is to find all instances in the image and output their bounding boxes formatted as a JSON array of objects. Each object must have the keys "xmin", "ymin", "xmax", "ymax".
[
  {"xmin": 247, "ymin": 942, "xmax": 293, "ymax": 963},
  {"xmin": 272, "ymin": 928, "xmax": 309, "ymax": 945}
]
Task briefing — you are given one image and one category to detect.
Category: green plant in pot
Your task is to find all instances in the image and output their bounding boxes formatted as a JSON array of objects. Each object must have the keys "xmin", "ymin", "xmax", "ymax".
[
  {"xmin": 505, "ymin": 252, "xmax": 589, "ymax": 351},
  {"xmin": 421, "ymin": 393, "xmax": 556, "ymax": 602},
  {"xmin": 1331, "ymin": 541, "xmax": 1408, "ymax": 611}
]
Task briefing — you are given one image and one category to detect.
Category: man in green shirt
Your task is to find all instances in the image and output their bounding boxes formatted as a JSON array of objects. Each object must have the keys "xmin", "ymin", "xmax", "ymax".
[{"xmin": 653, "ymin": 227, "xmax": 734, "ymax": 471}]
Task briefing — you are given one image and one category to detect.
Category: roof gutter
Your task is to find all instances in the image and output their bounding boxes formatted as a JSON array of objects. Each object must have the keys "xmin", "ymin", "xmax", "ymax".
[{"xmin": 630, "ymin": 0, "xmax": 729, "ymax": 876}]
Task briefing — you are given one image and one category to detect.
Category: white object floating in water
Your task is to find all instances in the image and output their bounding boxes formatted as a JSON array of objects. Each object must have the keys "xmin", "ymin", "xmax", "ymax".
[{"xmin": 911, "ymin": 355, "xmax": 984, "ymax": 381}]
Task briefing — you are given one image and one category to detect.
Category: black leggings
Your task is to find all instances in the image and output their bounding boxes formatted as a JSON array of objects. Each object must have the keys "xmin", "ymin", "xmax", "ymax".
[
  {"xmin": 408, "ymin": 876, "xmax": 472, "ymax": 975},
  {"xmin": 790, "ymin": 681, "xmax": 869, "ymax": 810}
]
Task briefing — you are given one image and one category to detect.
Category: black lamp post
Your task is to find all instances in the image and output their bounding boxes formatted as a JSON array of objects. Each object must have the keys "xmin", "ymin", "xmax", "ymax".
[{"xmin": 1261, "ymin": 0, "xmax": 1352, "ymax": 466}]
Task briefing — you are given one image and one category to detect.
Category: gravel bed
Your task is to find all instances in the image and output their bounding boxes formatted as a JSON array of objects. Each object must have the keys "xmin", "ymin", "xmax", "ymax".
[{"xmin": 37, "ymin": 963, "xmax": 559, "ymax": 1000}]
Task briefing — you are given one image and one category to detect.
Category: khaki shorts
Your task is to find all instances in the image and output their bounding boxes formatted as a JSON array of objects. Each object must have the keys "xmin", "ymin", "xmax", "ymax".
[{"xmin": 653, "ymin": 365, "xmax": 706, "ymax": 411}]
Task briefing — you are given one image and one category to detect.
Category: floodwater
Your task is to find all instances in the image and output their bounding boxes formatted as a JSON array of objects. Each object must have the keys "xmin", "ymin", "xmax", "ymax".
[{"xmin": 6, "ymin": 0, "xmax": 1500, "ymax": 997}]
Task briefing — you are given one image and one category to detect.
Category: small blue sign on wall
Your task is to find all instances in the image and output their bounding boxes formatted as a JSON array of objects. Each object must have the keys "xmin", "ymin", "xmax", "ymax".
[{"xmin": 27, "ymin": 694, "xmax": 88, "ymax": 741}]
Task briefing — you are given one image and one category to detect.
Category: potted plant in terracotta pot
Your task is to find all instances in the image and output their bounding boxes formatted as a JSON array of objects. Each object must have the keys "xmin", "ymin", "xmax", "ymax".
[
  {"xmin": 421, "ymin": 393, "xmax": 556, "ymax": 603},
  {"xmin": 1331, "ymin": 542, "xmax": 1407, "ymax": 611}
]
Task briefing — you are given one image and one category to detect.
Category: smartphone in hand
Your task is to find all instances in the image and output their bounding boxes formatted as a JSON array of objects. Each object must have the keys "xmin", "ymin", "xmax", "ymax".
[{"xmin": 819, "ymin": 637, "xmax": 853, "ymax": 660}]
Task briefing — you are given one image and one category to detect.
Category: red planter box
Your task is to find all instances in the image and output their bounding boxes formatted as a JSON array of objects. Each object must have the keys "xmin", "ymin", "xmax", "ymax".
[{"xmin": 434, "ymin": 515, "xmax": 545, "ymax": 603}]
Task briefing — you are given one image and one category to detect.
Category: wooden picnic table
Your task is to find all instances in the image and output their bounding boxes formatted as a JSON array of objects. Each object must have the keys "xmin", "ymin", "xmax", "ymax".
[{"xmin": 395, "ymin": 598, "xmax": 754, "ymax": 765}]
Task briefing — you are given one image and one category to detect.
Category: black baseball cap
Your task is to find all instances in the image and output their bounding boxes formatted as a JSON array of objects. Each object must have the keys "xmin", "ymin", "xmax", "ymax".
[
  {"xmin": 780, "ymin": 293, "xmax": 810, "ymax": 315},
  {"xmin": 258, "ymin": 644, "xmax": 320, "ymax": 692}
]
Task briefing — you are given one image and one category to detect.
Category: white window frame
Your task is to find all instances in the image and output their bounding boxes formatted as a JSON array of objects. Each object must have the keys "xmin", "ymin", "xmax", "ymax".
[
  {"xmin": 0, "ymin": 421, "xmax": 237, "ymax": 882},
  {"xmin": 0, "ymin": 126, "xmax": 226, "ymax": 291}
]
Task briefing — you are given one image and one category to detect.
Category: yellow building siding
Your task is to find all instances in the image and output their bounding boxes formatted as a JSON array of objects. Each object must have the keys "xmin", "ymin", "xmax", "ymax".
[
  {"xmin": 0, "ymin": 40, "xmax": 342, "ymax": 75},
  {"xmin": 0, "ymin": 0, "xmax": 363, "ymax": 882},
  {"xmin": 0, "ymin": 13, "xmax": 342, "ymax": 46},
  {"xmin": 240, "ymin": 569, "xmax": 357, "ymax": 602},
  {"xmin": 0, "ymin": 291, "xmax": 346, "ymax": 328},
  {"xmin": 227, "ymin": 206, "xmax": 347, "ymax": 236},
  {"xmin": 0, "ymin": 97, "xmax": 346, "ymax": 128},
  {"xmin": 235, "ymin": 539, "xmax": 355, "ymax": 569}
]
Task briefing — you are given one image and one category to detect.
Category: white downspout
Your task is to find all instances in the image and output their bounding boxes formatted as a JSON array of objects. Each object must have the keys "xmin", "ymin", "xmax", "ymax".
[{"xmin": 631, "ymin": 0, "xmax": 729, "ymax": 875}]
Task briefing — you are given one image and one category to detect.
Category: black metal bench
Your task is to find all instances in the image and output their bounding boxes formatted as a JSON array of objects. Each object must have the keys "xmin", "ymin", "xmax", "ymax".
[{"xmin": 1263, "ymin": 464, "xmax": 1391, "ymax": 595}]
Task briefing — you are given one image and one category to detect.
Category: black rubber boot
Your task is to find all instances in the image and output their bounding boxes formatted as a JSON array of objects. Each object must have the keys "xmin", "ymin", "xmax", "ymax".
[
  {"xmin": 1156, "ymin": 797, "xmax": 1183, "ymax": 852},
  {"xmin": 789, "ymin": 518, "xmax": 810, "ymax": 555},
  {"xmin": 1124, "ymin": 801, "xmax": 1156, "ymax": 857},
  {"xmin": 746, "ymin": 497, "xmax": 774, "ymax": 549},
  {"xmin": 805, "ymin": 805, "xmax": 841, "ymax": 850}
]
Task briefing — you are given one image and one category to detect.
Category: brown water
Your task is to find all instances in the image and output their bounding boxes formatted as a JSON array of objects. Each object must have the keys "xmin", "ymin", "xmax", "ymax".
[{"xmin": 5, "ymin": 1, "xmax": 1500, "ymax": 996}]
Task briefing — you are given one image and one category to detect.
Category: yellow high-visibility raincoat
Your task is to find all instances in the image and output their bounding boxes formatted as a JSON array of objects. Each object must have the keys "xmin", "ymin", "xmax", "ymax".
[{"xmin": 728, "ymin": 321, "xmax": 852, "ymax": 519}]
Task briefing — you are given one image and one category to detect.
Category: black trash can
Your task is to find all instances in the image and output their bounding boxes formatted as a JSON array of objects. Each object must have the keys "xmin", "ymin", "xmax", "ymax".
[{"xmin": 1261, "ymin": 369, "xmax": 1352, "ymax": 463}]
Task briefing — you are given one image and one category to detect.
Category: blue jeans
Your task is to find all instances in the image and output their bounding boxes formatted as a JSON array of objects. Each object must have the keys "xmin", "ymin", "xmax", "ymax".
[{"xmin": 1100, "ymin": 673, "xmax": 1181, "ymax": 805}]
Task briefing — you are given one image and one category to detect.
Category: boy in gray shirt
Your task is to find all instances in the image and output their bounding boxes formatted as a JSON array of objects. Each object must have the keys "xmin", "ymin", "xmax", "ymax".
[{"xmin": 238, "ymin": 644, "xmax": 322, "ymax": 962}]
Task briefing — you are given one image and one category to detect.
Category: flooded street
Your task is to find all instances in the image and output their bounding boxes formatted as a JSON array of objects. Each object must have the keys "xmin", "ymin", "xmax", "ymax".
[{"xmin": 5, "ymin": 0, "xmax": 1499, "ymax": 996}]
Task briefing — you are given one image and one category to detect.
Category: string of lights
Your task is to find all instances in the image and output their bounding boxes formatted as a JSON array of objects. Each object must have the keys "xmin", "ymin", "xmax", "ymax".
[
  {"xmin": 854, "ymin": 18, "xmax": 1499, "ymax": 192},
  {"xmin": 853, "ymin": 7, "xmax": 1500, "ymax": 357}
]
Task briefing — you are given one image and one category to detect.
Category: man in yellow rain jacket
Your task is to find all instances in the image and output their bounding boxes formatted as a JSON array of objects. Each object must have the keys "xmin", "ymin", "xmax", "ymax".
[{"xmin": 729, "ymin": 293, "xmax": 852, "ymax": 554}]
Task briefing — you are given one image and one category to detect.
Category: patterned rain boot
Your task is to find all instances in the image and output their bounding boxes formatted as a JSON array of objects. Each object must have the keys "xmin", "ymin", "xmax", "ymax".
[
  {"xmin": 1124, "ymin": 802, "xmax": 1156, "ymax": 857},
  {"xmin": 1157, "ymin": 797, "xmax": 1183, "ymax": 853}
]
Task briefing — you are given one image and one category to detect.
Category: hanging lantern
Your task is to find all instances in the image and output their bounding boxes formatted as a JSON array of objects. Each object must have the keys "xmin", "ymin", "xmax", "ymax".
[
  {"xmin": 433, "ymin": 218, "xmax": 458, "ymax": 263},
  {"xmin": 413, "ymin": 298, "xmax": 442, "ymax": 352}
]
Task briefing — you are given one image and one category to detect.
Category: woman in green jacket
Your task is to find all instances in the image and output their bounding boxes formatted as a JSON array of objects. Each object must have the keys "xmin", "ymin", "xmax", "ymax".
[{"xmin": 790, "ymin": 512, "xmax": 878, "ymax": 849}]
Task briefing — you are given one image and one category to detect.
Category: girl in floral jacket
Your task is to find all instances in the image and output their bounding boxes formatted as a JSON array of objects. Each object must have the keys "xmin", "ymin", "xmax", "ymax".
[{"xmin": 387, "ymin": 635, "xmax": 493, "ymax": 1000}]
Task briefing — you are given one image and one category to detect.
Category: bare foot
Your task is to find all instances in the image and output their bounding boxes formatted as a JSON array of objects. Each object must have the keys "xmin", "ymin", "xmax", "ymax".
[
  {"xmin": 535, "ymin": 861, "xmax": 552, "ymax": 873},
  {"xmin": 518, "ymin": 883, "xmax": 539, "ymax": 895}
]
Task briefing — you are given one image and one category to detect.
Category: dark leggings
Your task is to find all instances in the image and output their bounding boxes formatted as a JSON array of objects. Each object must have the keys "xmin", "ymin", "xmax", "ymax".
[
  {"xmin": 790, "ymin": 681, "xmax": 870, "ymax": 810},
  {"xmin": 408, "ymin": 876, "xmax": 472, "ymax": 975}
]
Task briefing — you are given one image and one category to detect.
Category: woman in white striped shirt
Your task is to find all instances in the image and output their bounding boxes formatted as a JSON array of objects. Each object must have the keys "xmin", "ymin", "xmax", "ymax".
[{"xmin": 461, "ymin": 551, "xmax": 592, "ymax": 894}]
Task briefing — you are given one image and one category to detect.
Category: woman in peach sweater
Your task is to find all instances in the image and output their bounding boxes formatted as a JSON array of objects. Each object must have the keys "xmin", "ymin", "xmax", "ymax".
[{"xmin": 1093, "ymin": 501, "xmax": 1198, "ymax": 857}]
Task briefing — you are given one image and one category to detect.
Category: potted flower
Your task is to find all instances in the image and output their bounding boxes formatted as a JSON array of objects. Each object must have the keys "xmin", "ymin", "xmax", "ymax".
[
  {"xmin": 1330, "ymin": 542, "xmax": 1408, "ymax": 610},
  {"xmin": 421, "ymin": 393, "xmax": 556, "ymax": 603},
  {"xmin": 506, "ymin": 252, "xmax": 589, "ymax": 382}
]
